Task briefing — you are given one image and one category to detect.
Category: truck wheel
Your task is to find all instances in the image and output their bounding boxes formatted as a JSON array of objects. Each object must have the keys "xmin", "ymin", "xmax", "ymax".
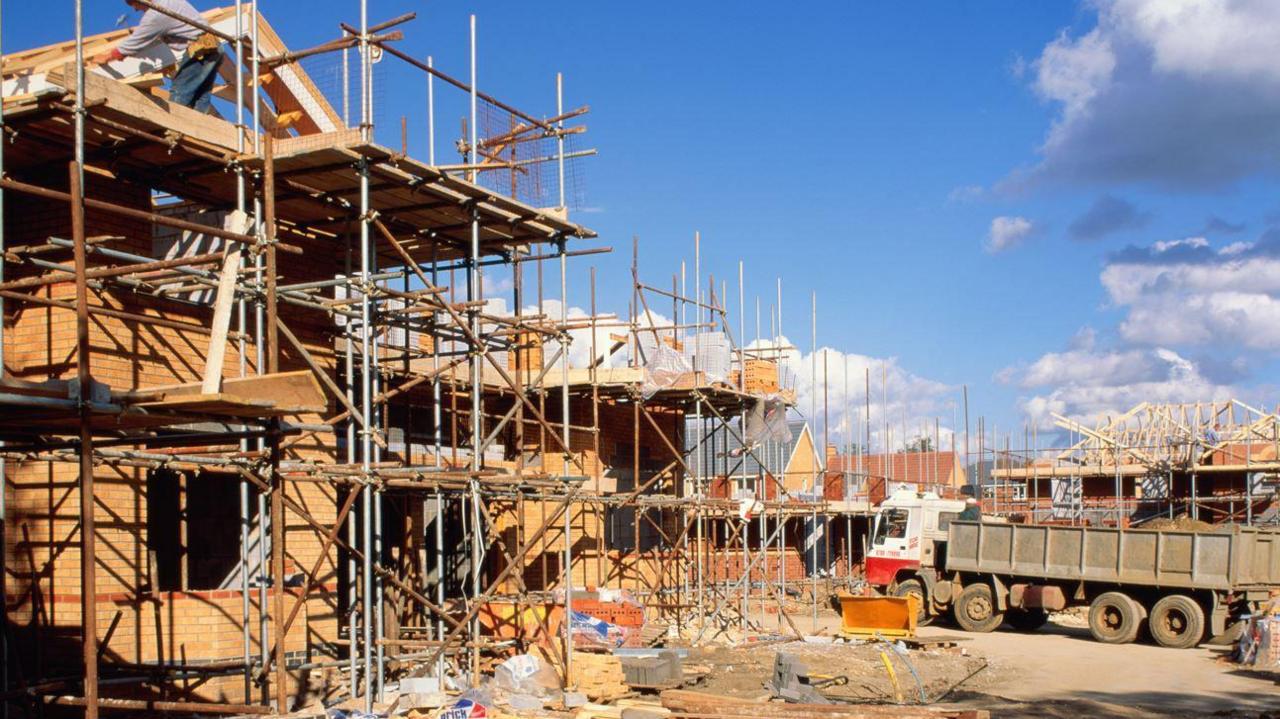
[
  {"xmin": 1088, "ymin": 592, "xmax": 1141, "ymax": 644},
  {"xmin": 954, "ymin": 583, "xmax": 1003, "ymax": 633},
  {"xmin": 1006, "ymin": 608, "xmax": 1049, "ymax": 631},
  {"xmin": 893, "ymin": 579, "xmax": 933, "ymax": 627},
  {"xmin": 1149, "ymin": 595, "xmax": 1204, "ymax": 649}
]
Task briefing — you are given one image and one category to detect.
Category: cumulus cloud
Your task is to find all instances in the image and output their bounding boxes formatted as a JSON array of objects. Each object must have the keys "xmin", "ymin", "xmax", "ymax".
[
  {"xmin": 1006, "ymin": 0, "xmax": 1280, "ymax": 191},
  {"xmin": 1100, "ymin": 233, "xmax": 1280, "ymax": 349},
  {"xmin": 1011, "ymin": 342, "xmax": 1235, "ymax": 426},
  {"xmin": 986, "ymin": 215, "xmax": 1036, "ymax": 253},
  {"xmin": 1068, "ymin": 194, "xmax": 1149, "ymax": 241},
  {"xmin": 746, "ymin": 337, "xmax": 959, "ymax": 453}
]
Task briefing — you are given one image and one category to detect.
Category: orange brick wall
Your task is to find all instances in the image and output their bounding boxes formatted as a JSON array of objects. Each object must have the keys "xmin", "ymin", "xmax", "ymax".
[{"xmin": 2, "ymin": 168, "xmax": 345, "ymax": 706}]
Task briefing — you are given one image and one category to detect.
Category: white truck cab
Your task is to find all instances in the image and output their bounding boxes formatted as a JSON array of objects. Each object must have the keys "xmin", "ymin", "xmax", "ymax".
[{"xmin": 865, "ymin": 490, "xmax": 967, "ymax": 618}]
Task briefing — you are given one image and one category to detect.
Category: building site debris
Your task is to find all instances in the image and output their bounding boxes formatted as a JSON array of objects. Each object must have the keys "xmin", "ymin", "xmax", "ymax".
[
  {"xmin": 1234, "ymin": 590, "xmax": 1280, "ymax": 668},
  {"xmin": 769, "ymin": 653, "xmax": 848, "ymax": 703},
  {"xmin": 690, "ymin": 641, "xmax": 990, "ymax": 708},
  {"xmin": 658, "ymin": 689, "xmax": 990, "ymax": 719},
  {"xmin": 619, "ymin": 651, "xmax": 686, "ymax": 690}
]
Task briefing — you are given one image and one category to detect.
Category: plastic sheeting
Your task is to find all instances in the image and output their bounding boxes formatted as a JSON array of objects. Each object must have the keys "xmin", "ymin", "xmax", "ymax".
[
  {"xmin": 1238, "ymin": 615, "xmax": 1280, "ymax": 667},
  {"xmin": 744, "ymin": 396, "xmax": 792, "ymax": 446},
  {"xmin": 640, "ymin": 342, "xmax": 692, "ymax": 399}
]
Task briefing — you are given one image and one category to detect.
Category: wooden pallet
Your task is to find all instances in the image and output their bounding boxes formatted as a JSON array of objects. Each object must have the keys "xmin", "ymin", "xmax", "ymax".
[{"xmin": 898, "ymin": 635, "xmax": 970, "ymax": 651}]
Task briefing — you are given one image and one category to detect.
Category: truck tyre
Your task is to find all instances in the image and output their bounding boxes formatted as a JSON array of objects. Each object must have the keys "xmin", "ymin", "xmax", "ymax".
[
  {"xmin": 1149, "ymin": 595, "xmax": 1205, "ymax": 649},
  {"xmin": 1088, "ymin": 592, "xmax": 1141, "ymax": 644},
  {"xmin": 954, "ymin": 583, "xmax": 1003, "ymax": 633},
  {"xmin": 893, "ymin": 579, "xmax": 933, "ymax": 627},
  {"xmin": 1006, "ymin": 608, "xmax": 1049, "ymax": 632}
]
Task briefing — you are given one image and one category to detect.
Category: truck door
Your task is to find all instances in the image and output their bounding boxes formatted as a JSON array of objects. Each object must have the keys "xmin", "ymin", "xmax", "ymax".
[{"xmin": 865, "ymin": 507, "xmax": 921, "ymax": 586}]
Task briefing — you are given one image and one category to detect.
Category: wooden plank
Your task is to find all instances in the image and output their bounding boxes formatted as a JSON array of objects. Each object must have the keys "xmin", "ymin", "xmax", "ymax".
[
  {"xmin": 134, "ymin": 370, "xmax": 327, "ymax": 416},
  {"xmin": 46, "ymin": 63, "xmax": 242, "ymax": 150},
  {"xmin": 219, "ymin": 371, "xmax": 326, "ymax": 411},
  {"xmin": 271, "ymin": 128, "xmax": 362, "ymax": 157},
  {"xmin": 135, "ymin": 394, "xmax": 275, "ymax": 413},
  {"xmin": 201, "ymin": 243, "xmax": 243, "ymax": 393}
]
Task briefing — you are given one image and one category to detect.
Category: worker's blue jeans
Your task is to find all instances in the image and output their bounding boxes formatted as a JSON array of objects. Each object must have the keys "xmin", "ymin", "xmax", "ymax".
[{"xmin": 170, "ymin": 49, "xmax": 221, "ymax": 112}]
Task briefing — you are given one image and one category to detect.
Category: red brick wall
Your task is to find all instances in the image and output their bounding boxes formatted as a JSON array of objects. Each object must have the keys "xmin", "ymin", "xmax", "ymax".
[{"xmin": 2, "ymin": 168, "xmax": 345, "ymax": 706}]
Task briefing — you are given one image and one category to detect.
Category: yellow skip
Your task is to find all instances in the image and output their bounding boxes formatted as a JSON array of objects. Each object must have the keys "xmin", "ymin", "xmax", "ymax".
[{"xmin": 837, "ymin": 593, "xmax": 918, "ymax": 639}]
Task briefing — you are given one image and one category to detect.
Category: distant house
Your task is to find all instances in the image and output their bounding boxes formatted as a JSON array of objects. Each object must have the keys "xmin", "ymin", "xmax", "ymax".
[
  {"xmin": 684, "ymin": 418, "xmax": 825, "ymax": 499},
  {"xmin": 827, "ymin": 450, "xmax": 967, "ymax": 503}
]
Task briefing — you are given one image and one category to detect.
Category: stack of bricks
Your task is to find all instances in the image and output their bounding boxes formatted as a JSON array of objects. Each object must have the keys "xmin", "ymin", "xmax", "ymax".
[
  {"xmin": 743, "ymin": 359, "xmax": 780, "ymax": 394},
  {"xmin": 570, "ymin": 595, "xmax": 645, "ymax": 628},
  {"xmin": 507, "ymin": 330, "xmax": 545, "ymax": 379}
]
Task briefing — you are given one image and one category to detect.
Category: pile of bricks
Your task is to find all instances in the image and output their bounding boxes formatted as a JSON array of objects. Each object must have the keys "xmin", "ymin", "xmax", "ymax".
[
  {"xmin": 568, "ymin": 652, "xmax": 629, "ymax": 701},
  {"xmin": 571, "ymin": 596, "xmax": 645, "ymax": 629}
]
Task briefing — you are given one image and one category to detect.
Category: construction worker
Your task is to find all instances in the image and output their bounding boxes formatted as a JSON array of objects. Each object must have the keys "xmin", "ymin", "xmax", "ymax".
[
  {"xmin": 92, "ymin": 0, "xmax": 222, "ymax": 112},
  {"xmin": 959, "ymin": 496, "xmax": 982, "ymax": 522}
]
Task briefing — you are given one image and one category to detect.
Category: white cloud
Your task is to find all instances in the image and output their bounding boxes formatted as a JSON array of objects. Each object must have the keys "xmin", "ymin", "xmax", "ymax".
[
  {"xmin": 524, "ymin": 298, "xmax": 629, "ymax": 371},
  {"xmin": 985, "ymin": 215, "xmax": 1036, "ymax": 253},
  {"xmin": 1007, "ymin": 0, "xmax": 1280, "ymax": 190},
  {"xmin": 1113, "ymin": 0, "xmax": 1280, "ymax": 82},
  {"xmin": 1148, "ymin": 236, "xmax": 1207, "ymax": 254},
  {"xmin": 1020, "ymin": 345, "xmax": 1156, "ymax": 389},
  {"xmin": 1099, "ymin": 236, "xmax": 1280, "ymax": 349},
  {"xmin": 1034, "ymin": 27, "xmax": 1115, "ymax": 118},
  {"xmin": 756, "ymin": 338, "xmax": 959, "ymax": 453},
  {"xmin": 1219, "ymin": 241, "xmax": 1253, "ymax": 256},
  {"xmin": 1011, "ymin": 344, "xmax": 1235, "ymax": 425},
  {"xmin": 1118, "ymin": 289, "xmax": 1280, "ymax": 349}
]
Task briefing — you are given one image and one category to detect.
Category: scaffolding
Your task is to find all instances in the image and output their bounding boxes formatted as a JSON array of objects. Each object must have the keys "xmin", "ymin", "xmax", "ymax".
[
  {"xmin": 987, "ymin": 400, "xmax": 1280, "ymax": 527},
  {"xmin": 0, "ymin": 4, "xmax": 879, "ymax": 717}
]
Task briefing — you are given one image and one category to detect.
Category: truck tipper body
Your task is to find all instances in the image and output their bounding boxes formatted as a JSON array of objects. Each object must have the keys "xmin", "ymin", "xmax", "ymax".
[{"xmin": 865, "ymin": 490, "xmax": 1280, "ymax": 648}]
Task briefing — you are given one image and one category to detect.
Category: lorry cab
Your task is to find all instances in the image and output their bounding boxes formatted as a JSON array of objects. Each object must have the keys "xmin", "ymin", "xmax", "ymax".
[{"xmin": 865, "ymin": 490, "xmax": 966, "ymax": 590}]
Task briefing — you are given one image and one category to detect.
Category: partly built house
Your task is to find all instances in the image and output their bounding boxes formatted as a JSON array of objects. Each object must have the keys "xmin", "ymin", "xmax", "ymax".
[{"xmin": 0, "ymin": 7, "xmax": 832, "ymax": 717}]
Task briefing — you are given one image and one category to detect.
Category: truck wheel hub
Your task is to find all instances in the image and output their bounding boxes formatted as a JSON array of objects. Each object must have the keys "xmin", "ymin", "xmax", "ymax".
[
  {"xmin": 965, "ymin": 596, "xmax": 992, "ymax": 620},
  {"xmin": 1103, "ymin": 608, "xmax": 1122, "ymax": 630},
  {"xmin": 1161, "ymin": 611, "xmax": 1187, "ymax": 634}
]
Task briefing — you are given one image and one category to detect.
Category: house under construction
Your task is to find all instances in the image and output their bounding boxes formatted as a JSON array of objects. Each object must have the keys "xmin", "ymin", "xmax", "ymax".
[
  {"xmin": 0, "ymin": 5, "xmax": 885, "ymax": 717},
  {"xmin": 989, "ymin": 401, "xmax": 1280, "ymax": 526}
]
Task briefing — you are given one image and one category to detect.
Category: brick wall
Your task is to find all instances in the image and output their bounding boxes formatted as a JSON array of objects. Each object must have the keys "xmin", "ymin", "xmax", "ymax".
[{"xmin": 2, "ymin": 168, "xmax": 345, "ymax": 706}]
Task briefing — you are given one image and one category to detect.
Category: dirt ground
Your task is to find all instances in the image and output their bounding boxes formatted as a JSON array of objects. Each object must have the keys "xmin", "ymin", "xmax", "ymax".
[
  {"xmin": 687, "ymin": 607, "xmax": 1280, "ymax": 718},
  {"xmin": 927, "ymin": 618, "xmax": 1280, "ymax": 718},
  {"xmin": 692, "ymin": 639, "xmax": 992, "ymax": 704}
]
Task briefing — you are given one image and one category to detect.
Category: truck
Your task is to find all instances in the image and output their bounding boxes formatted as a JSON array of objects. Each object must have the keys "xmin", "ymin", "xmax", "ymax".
[{"xmin": 864, "ymin": 489, "xmax": 1280, "ymax": 648}]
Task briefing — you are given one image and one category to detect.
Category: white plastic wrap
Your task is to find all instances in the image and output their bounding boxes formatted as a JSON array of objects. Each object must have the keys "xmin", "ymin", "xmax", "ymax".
[
  {"xmin": 744, "ymin": 397, "xmax": 792, "ymax": 446},
  {"xmin": 641, "ymin": 342, "xmax": 692, "ymax": 399}
]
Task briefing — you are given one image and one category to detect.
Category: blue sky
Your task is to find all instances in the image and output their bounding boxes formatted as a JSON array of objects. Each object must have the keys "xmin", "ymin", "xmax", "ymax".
[{"xmin": 9, "ymin": 1, "xmax": 1280, "ymax": 453}]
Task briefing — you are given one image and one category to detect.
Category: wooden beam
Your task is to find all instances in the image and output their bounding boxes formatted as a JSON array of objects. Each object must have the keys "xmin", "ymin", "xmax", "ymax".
[{"xmin": 201, "ymin": 243, "xmax": 242, "ymax": 393}]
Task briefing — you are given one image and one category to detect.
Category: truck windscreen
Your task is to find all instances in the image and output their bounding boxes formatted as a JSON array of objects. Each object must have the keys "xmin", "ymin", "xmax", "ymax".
[{"xmin": 872, "ymin": 508, "xmax": 909, "ymax": 545}]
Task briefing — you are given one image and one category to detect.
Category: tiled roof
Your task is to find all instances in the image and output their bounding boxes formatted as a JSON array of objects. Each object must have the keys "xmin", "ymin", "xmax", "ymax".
[{"xmin": 829, "ymin": 451, "xmax": 960, "ymax": 485}]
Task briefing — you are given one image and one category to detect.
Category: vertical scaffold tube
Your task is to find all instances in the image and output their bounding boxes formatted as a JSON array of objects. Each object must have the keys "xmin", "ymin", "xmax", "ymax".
[
  {"xmin": 468, "ymin": 13, "xmax": 483, "ymax": 682},
  {"xmin": 359, "ymin": 1, "xmax": 373, "ymax": 710}
]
